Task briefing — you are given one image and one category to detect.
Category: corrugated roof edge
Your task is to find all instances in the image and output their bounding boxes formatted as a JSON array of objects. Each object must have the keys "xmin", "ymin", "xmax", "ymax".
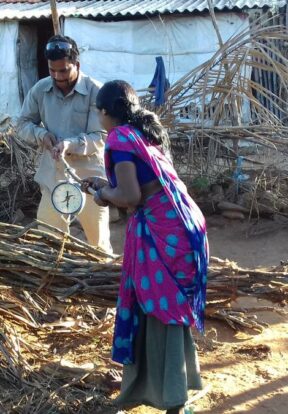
[{"xmin": 0, "ymin": 0, "xmax": 286, "ymax": 21}]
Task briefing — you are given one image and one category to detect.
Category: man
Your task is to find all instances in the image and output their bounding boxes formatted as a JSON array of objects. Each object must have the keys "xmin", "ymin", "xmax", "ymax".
[{"xmin": 17, "ymin": 35, "xmax": 112, "ymax": 252}]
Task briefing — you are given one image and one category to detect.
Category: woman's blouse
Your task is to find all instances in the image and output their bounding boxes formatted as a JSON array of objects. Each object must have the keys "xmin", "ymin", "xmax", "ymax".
[{"xmin": 110, "ymin": 150, "xmax": 157, "ymax": 187}]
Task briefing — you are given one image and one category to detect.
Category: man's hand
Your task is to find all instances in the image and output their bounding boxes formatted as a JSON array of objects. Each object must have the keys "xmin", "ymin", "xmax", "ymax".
[
  {"xmin": 42, "ymin": 132, "xmax": 57, "ymax": 152},
  {"xmin": 51, "ymin": 140, "xmax": 71, "ymax": 161}
]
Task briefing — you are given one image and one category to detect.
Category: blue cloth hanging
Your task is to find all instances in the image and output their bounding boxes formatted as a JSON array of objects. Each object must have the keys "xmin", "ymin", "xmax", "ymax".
[
  {"xmin": 148, "ymin": 56, "xmax": 170, "ymax": 106},
  {"xmin": 233, "ymin": 156, "xmax": 250, "ymax": 193}
]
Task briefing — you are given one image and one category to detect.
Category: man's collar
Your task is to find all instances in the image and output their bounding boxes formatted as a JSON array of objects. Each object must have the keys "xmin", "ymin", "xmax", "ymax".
[
  {"xmin": 43, "ymin": 77, "xmax": 54, "ymax": 92},
  {"xmin": 73, "ymin": 72, "xmax": 88, "ymax": 95},
  {"xmin": 43, "ymin": 71, "xmax": 88, "ymax": 95}
]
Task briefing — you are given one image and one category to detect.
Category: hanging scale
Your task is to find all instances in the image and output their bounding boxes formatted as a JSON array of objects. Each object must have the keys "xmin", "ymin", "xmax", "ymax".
[{"xmin": 51, "ymin": 158, "xmax": 95, "ymax": 217}]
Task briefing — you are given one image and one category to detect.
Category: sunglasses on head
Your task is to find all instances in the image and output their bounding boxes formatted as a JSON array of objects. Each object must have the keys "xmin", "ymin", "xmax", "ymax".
[{"xmin": 45, "ymin": 41, "xmax": 72, "ymax": 60}]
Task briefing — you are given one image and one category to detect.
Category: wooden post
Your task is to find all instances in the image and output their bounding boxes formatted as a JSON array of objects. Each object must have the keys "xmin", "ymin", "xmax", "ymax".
[
  {"xmin": 207, "ymin": 0, "xmax": 240, "ymax": 159},
  {"xmin": 50, "ymin": 0, "xmax": 61, "ymax": 35}
]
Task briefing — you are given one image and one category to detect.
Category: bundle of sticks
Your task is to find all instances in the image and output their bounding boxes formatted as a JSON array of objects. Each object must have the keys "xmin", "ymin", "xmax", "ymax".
[
  {"xmin": 0, "ymin": 221, "xmax": 287, "ymax": 330},
  {"xmin": 0, "ymin": 221, "xmax": 120, "ymax": 412},
  {"xmin": 0, "ymin": 221, "xmax": 287, "ymax": 412},
  {"xmin": 0, "ymin": 220, "xmax": 121, "ymax": 305},
  {"xmin": 0, "ymin": 124, "xmax": 40, "ymax": 222}
]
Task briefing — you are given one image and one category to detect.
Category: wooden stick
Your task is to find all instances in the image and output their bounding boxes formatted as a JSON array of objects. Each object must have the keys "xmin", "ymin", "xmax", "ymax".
[{"xmin": 50, "ymin": 0, "xmax": 61, "ymax": 35}]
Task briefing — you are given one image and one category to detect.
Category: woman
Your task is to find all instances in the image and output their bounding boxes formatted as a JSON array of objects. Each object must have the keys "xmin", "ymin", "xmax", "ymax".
[{"xmin": 82, "ymin": 80, "xmax": 209, "ymax": 414}]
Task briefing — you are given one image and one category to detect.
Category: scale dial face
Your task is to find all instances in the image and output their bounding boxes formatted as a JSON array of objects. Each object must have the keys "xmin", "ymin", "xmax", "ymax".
[{"xmin": 51, "ymin": 182, "xmax": 84, "ymax": 215}]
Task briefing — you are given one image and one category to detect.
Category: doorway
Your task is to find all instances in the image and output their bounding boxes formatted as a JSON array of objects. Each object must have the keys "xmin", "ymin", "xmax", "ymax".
[{"xmin": 18, "ymin": 19, "xmax": 54, "ymax": 103}]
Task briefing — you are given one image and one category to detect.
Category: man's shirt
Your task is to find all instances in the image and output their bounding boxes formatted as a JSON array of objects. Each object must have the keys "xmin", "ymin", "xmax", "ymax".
[{"xmin": 17, "ymin": 72, "xmax": 106, "ymax": 191}]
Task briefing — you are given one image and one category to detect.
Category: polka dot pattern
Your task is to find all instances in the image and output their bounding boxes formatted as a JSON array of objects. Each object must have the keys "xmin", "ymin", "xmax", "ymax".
[
  {"xmin": 133, "ymin": 314, "xmax": 139, "ymax": 326},
  {"xmin": 147, "ymin": 214, "xmax": 157, "ymax": 223},
  {"xmin": 136, "ymin": 222, "xmax": 142, "ymax": 237},
  {"xmin": 107, "ymin": 126, "xmax": 208, "ymax": 367},
  {"xmin": 185, "ymin": 253, "xmax": 194, "ymax": 263},
  {"xmin": 124, "ymin": 277, "xmax": 133, "ymax": 289},
  {"xmin": 165, "ymin": 245, "xmax": 176, "ymax": 257},
  {"xmin": 119, "ymin": 307, "xmax": 130, "ymax": 320},
  {"xmin": 176, "ymin": 271, "xmax": 186, "ymax": 279},
  {"xmin": 160, "ymin": 194, "xmax": 169, "ymax": 203},
  {"xmin": 166, "ymin": 210, "xmax": 177, "ymax": 219},
  {"xmin": 176, "ymin": 291, "xmax": 186, "ymax": 305},
  {"xmin": 144, "ymin": 208, "xmax": 152, "ymax": 216},
  {"xmin": 141, "ymin": 276, "xmax": 150, "ymax": 290},
  {"xmin": 169, "ymin": 319, "xmax": 177, "ymax": 325},
  {"xmin": 145, "ymin": 299, "xmax": 154, "ymax": 313},
  {"xmin": 138, "ymin": 249, "xmax": 145, "ymax": 263},
  {"xmin": 155, "ymin": 270, "xmax": 164, "ymax": 284},
  {"xmin": 115, "ymin": 336, "xmax": 130, "ymax": 348},
  {"xmin": 166, "ymin": 234, "xmax": 179, "ymax": 246},
  {"xmin": 159, "ymin": 296, "xmax": 169, "ymax": 310},
  {"xmin": 144, "ymin": 224, "xmax": 150, "ymax": 235},
  {"xmin": 149, "ymin": 247, "xmax": 157, "ymax": 261},
  {"xmin": 118, "ymin": 134, "xmax": 127, "ymax": 142}
]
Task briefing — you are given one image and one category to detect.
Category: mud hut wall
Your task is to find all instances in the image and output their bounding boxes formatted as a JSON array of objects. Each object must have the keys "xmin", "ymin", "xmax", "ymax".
[
  {"xmin": 0, "ymin": 12, "xmax": 250, "ymax": 121},
  {"xmin": 0, "ymin": 21, "xmax": 21, "ymax": 118},
  {"xmin": 65, "ymin": 13, "xmax": 249, "ymax": 98}
]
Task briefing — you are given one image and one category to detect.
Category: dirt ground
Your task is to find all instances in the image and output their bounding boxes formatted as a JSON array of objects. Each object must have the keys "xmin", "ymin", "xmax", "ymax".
[{"xmin": 101, "ymin": 211, "xmax": 288, "ymax": 414}]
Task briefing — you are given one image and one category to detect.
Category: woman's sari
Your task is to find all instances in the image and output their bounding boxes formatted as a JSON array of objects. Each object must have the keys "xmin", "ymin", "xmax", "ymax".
[{"xmin": 105, "ymin": 126, "xmax": 209, "ymax": 364}]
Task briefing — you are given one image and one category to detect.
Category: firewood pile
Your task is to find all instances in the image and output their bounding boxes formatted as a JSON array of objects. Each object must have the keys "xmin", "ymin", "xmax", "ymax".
[
  {"xmin": 0, "ymin": 220, "xmax": 287, "ymax": 329},
  {"xmin": 0, "ymin": 221, "xmax": 120, "ymax": 413},
  {"xmin": 0, "ymin": 122, "xmax": 40, "ymax": 223},
  {"xmin": 0, "ymin": 221, "xmax": 287, "ymax": 412}
]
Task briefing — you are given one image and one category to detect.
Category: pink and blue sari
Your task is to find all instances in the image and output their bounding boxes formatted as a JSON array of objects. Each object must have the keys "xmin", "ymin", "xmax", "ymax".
[{"xmin": 105, "ymin": 125, "xmax": 209, "ymax": 365}]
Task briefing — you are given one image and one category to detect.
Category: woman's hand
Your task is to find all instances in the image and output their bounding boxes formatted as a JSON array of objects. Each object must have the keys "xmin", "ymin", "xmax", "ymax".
[
  {"xmin": 81, "ymin": 176, "xmax": 109, "ymax": 194},
  {"xmin": 94, "ymin": 188, "xmax": 109, "ymax": 207},
  {"xmin": 81, "ymin": 178, "xmax": 110, "ymax": 207}
]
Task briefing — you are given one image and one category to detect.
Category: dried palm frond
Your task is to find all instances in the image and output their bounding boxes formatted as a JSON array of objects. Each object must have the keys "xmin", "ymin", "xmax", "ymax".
[
  {"xmin": 157, "ymin": 16, "xmax": 288, "ymax": 127},
  {"xmin": 141, "ymin": 14, "xmax": 288, "ymax": 181}
]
